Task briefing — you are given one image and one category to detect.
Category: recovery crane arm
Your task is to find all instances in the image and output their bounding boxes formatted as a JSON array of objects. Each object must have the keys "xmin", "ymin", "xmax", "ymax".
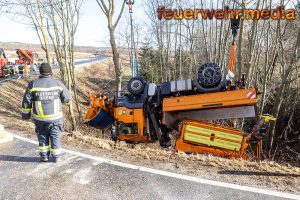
[{"xmin": 15, "ymin": 49, "xmax": 34, "ymax": 65}]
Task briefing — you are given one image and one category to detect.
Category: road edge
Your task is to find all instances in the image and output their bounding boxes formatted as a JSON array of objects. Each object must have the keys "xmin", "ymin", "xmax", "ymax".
[{"xmin": 0, "ymin": 125, "xmax": 14, "ymax": 144}]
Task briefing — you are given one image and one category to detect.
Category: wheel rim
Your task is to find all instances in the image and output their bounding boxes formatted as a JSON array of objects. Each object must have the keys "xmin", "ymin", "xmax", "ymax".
[
  {"xmin": 131, "ymin": 80, "xmax": 142, "ymax": 91},
  {"xmin": 198, "ymin": 63, "xmax": 222, "ymax": 88}
]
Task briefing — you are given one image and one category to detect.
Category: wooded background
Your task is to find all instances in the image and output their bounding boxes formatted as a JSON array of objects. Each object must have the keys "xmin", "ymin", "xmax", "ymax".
[{"xmin": 136, "ymin": 0, "xmax": 300, "ymax": 163}]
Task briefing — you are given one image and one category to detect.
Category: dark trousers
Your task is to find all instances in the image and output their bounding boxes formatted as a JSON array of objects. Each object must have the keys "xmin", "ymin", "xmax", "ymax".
[{"xmin": 35, "ymin": 120, "xmax": 64, "ymax": 158}]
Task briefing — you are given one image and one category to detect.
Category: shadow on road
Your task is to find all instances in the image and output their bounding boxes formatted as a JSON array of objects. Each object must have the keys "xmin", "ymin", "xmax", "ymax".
[
  {"xmin": 0, "ymin": 155, "xmax": 38, "ymax": 163},
  {"xmin": 218, "ymin": 170, "xmax": 300, "ymax": 177}
]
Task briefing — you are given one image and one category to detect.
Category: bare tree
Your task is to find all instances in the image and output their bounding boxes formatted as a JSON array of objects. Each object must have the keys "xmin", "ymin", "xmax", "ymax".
[
  {"xmin": 95, "ymin": 0, "xmax": 126, "ymax": 92},
  {"xmin": 7, "ymin": 0, "xmax": 52, "ymax": 63},
  {"xmin": 46, "ymin": 0, "xmax": 83, "ymax": 131},
  {"xmin": 1, "ymin": 0, "xmax": 83, "ymax": 131},
  {"xmin": 267, "ymin": 24, "xmax": 300, "ymax": 156}
]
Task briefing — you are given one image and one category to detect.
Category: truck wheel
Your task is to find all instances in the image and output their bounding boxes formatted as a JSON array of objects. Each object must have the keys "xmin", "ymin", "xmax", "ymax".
[
  {"xmin": 197, "ymin": 63, "xmax": 222, "ymax": 88},
  {"xmin": 127, "ymin": 77, "xmax": 145, "ymax": 96}
]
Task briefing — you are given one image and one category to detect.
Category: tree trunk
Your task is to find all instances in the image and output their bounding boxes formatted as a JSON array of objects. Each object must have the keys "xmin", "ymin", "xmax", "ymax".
[
  {"xmin": 237, "ymin": 0, "xmax": 246, "ymax": 80},
  {"xmin": 61, "ymin": 1, "xmax": 77, "ymax": 131},
  {"xmin": 108, "ymin": 25, "xmax": 121, "ymax": 92}
]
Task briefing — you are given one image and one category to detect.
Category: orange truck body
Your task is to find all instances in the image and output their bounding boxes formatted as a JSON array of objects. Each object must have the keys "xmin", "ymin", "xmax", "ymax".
[
  {"xmin": 84, "ymin": 84, "xmax": 258, "ymax": 159},
  {"xmin": 114, "ymin": 107, "xmax": 148, "ymax": 142},
  {"xmin": 162, "ymin": 89, "xmax": 257, "ymax": 112},
  {"xmin": 0, "ymin": 58, "xmax": 8, "ymax": 78},
  {"xmin": 0, "ymin": 48, "xmax": 9, "ymax": 78}
]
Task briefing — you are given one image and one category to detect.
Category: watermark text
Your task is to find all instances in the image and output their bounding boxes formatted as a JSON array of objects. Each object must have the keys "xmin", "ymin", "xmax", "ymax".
[{"xmin": 157, "ymin": 6, "xmax": 296, "ymax": 20}]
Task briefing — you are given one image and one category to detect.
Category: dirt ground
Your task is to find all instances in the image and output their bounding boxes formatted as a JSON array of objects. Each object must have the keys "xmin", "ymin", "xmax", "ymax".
[{"xmin": 0, "ymin": 59, "xmax": 299, "ymax": 194}]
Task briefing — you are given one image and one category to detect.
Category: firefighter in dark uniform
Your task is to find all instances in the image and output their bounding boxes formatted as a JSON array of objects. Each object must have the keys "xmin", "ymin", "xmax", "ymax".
[{"xmin": 21, "ymin": 63, "xmax": 71, "ymax": 162}]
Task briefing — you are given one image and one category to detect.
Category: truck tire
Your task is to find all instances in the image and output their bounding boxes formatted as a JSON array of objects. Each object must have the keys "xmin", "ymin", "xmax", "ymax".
[
  {"xmin": 127, "ymin": 77, "xmax": 145, "ymax": 96},
  {"xmin": 197, "ymin": 63, "xmax": 222, "ymax": 88}
]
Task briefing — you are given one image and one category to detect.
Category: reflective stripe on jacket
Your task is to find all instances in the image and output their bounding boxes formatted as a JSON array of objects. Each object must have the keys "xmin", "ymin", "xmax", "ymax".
[{"xmin": 21, "ymin": 75, "xmax": 71, "ymax": 122}]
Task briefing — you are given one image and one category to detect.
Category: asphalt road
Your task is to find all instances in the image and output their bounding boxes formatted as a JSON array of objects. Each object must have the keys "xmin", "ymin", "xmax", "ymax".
[
  {"xmin": 0, "ymin": 137, "xmax": 297, "ymax": 200},
  {"xmin": 51, "ymin": 54, "xmax": 107, "ymax": 69},
  {"xmin": 74, "ymin": 54, "xmax": 106, "ymax": 66}
]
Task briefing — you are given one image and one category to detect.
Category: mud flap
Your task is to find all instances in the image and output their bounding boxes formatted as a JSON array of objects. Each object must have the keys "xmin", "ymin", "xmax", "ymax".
[
  {"xmin": 160, "ymin": 125, "xmax": 171, "ymax": 148},
  {"xmin": 149, "ymin": 112, "xmax": 171, "ymax": 148}
]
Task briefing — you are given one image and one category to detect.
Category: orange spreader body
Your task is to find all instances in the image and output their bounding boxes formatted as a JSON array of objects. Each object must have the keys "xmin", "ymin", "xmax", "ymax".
[{"xmin": 176, "ymin": 120, "xmax": 249, "ymax": 159}]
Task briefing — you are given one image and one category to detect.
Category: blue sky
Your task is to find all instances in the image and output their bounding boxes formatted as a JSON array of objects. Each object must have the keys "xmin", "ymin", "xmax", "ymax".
[{"xmin": 0, "ymin": 1, "xmax": 146, "ymax": 47}]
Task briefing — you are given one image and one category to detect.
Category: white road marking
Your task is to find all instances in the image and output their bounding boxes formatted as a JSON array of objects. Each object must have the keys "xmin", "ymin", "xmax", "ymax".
[
  {"xmin": 11, "ymin": 133, "xmax": 300, "ymax": 200},
  {"xmin": 0, "ymin": 133, "xmax": 13, "ymax": 144}
]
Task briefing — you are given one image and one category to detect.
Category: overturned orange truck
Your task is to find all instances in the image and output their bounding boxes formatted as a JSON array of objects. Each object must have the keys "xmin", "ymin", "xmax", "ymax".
[
  {"xmin": 85, "ymin": 70, "xmax": 261, "ymax": 160},
  {"xmin": 84, "ymin": 18, "xmax": 270, "ymax": 160}
]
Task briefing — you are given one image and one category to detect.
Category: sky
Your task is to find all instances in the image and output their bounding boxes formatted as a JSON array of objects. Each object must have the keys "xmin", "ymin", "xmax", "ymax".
[
  {"xmin": 1, "ymin": 0, "xmax": 296, "ymax": 47},
  {"xmin": 0, "ymin": 1, "xmax": 146, "ymax": 47}
]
